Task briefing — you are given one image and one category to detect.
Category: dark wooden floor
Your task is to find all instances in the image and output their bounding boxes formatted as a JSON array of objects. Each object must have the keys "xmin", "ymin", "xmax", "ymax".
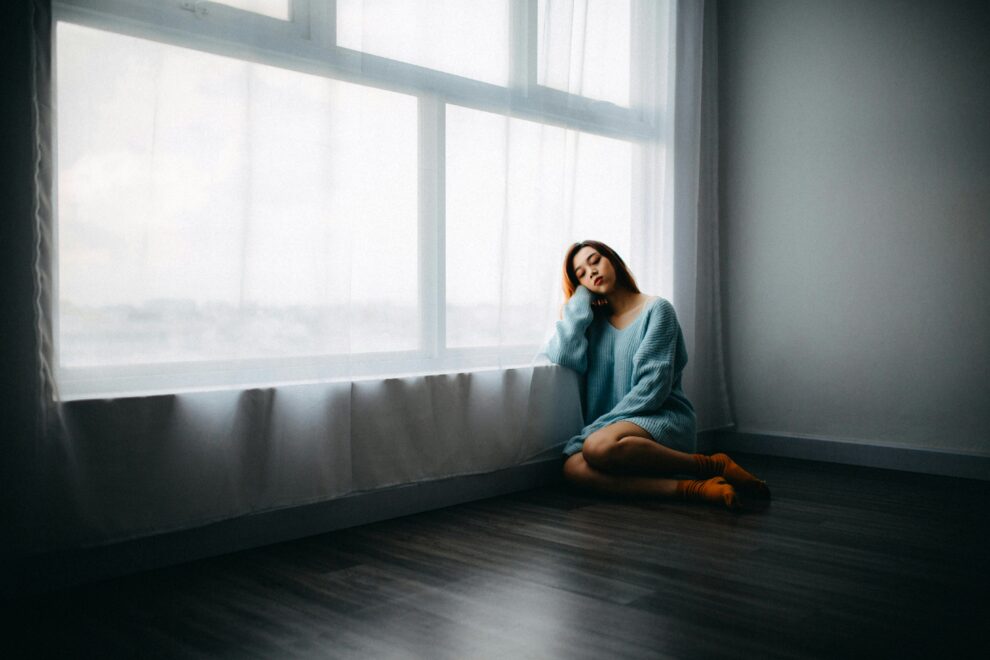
[{"xmin": 4, "ymin": 453, "xmax": 989, "ymax": 659}]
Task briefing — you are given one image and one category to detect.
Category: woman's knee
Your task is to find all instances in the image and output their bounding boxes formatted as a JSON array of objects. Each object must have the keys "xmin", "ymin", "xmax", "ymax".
[
  {"xmin": 562, "ymin": 453, "xmax": 592, "ymax": 485},
  {"xmin": 582, "ymin": 422, "xmax": 653, "ymax": 470},
  {"xmin": 582, "ymin": 425, "xmax": 629, "ymax": 468},
  {"xmin": 581, "ymin": 433, "xmax": 616, "ymax": 469}
]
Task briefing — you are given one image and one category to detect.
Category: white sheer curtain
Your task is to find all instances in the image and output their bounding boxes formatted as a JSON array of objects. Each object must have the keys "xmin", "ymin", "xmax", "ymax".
[
  {"xmin": 53, "ymin": 17, "xmax": 424, "ymax": 396},
  {"xmin": 24, "ymin": 0, "xmax": 730, "ymax": 556},
  {"xmin": 49, "ymin": 0, "xmax": 677, "ymax": 399}
]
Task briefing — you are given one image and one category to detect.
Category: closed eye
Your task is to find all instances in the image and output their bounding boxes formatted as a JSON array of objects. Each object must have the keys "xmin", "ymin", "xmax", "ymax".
[{"xmin": 576, "ymin": 256, "xmax": 599, "ymax": 278}]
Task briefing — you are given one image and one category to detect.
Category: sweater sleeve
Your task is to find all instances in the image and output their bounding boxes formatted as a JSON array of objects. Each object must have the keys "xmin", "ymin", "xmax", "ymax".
[
  {"xmin": 583, "ymin": 299, "xmax": 683, "ymax": 428},
  {"xmin": 539, "ymin": 285, "xmax": 595, "ymax": 375}
]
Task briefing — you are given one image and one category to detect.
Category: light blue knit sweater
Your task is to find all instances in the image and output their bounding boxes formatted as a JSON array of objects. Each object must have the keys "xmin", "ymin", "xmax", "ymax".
[{"xmin": 541, "ymin": 284, "xmax": 697, "ymax": 457}]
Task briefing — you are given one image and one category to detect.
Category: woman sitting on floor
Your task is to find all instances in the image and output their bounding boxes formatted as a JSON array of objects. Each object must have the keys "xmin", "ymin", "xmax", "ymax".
[{"xmin": 542, "ymin": 240, "xmax": 771, "ymax": 511}]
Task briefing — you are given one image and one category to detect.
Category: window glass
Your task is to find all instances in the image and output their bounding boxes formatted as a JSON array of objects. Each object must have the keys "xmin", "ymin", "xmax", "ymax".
[
  {"xmin": 538, "ymin": 0, "xmax": 631, "ymax": 107},
  {"xmin": 56, "ymin": 22, "xmax": 418, "ymax": 367},
  {"xmin": 445, "ymin": 104, "xmax": 632, "ymax": 348},
  {"xmin": 336, "ymin": 0, "xmax": 511, "ymax": 86}
]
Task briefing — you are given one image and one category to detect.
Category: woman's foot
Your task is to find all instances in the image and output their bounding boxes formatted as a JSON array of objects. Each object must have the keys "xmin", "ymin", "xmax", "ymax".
[
  {"xmin": 693, "ymin": 452, "xmax": 771, "ymax": 499},
  {"xmin": 676, "ymin": 477, "xmax": 742, "ymax": 511}
]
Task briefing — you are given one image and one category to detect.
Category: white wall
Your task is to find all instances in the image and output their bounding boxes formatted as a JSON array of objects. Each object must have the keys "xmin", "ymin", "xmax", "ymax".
[{"xmin": 717, "ymin": 0, "xmax": 990, "ymax": 453}]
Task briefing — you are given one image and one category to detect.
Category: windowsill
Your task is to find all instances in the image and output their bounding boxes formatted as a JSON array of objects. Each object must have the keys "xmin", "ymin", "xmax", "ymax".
[{"xmin": 55, "ymin": 351, "xmax": 556, "ymax": 402}]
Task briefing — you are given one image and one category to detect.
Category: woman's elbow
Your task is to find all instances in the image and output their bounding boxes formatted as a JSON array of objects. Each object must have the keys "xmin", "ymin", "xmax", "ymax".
[{"xmin": 545, "ymin": 357, "xmax": 582, "ymax": 374}]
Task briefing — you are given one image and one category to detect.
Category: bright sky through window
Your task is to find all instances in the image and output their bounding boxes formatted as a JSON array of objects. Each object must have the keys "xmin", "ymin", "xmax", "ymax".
[
  {"xmin": 538, "ymin": 0, "xmax": 631, "ymax": 107},
  {"xmin": 51, "ymin": 0, "xmax": 659, "ymax": 389},
  {"xmin": 336, "ymin": 0, "xmax": 511, "ymax": 86},
  {"xmin": 56, "ymin": 21, "xmax": 419, "ymax": 364},
  {"xmin": 446, "ymin": 104, "xmax": 632, "ymax": 347}
]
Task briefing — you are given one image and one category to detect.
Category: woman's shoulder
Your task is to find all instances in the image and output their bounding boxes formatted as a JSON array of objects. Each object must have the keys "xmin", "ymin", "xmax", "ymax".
[
  {"xmin": 642, "ymin": 295, "xmax": 676, "ymax": 320},
  {"xmin": 643, "ymin": 294, "xmax": 666, "ymax": 310}
]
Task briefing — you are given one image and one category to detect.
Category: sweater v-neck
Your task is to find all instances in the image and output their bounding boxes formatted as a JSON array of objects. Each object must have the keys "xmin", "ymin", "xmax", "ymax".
[{"xmin": 605, "ymin": 297, "xmax": 660, "ymax": 332}]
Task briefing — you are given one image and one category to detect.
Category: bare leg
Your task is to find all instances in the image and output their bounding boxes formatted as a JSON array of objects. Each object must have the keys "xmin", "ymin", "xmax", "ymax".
[
  {"xmin": 583, "ymin": 426, "xmax": 770, "ymax": 498},
  {"xmin": 562, "ymin": 453, "xmax": 679, "ymax": 498},
  {"xmin": 562, "ymin": 453, "xmax": 740, "ymax": 509},
  {"xmin": 565, "ymin": 423, "xmax": 764, "ymax": 509},
  {"xmin": 581, "ymin": 422, "xmax": 698, "ymax": 476}
]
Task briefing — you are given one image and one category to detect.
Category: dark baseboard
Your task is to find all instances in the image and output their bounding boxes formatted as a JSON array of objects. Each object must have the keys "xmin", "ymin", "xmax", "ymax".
[
  {"xmin": 696, "ymin": 429, "xmax": 720, "ymax": 453},
  {"xmin": 3, "ymin": 456, "xmax": 565, "ymax": 600},
  {"xmin": 714, "ymin": 430, "xmax": 990, "ymax": 481}
]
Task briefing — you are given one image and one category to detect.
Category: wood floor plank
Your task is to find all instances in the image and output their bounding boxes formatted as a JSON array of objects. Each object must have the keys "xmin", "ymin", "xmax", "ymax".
[{"xmin": 3, "ymin": 452, "xmax": 988, "ymax": 658}]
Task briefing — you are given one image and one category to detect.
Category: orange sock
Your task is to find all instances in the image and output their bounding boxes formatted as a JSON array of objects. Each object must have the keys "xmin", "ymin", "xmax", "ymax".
[
  {"xmin": 693, "ymin": 452, "xmax": 771, "ymax": 499},
  {"xmin": 676, "ymin": 477, "xmax": 741, "ymax": 510}
]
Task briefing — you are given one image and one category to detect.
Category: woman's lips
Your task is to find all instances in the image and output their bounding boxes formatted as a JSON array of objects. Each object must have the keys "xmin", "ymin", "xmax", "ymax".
[{"xmin": 594, "ymin": 276, "xmax": 603, "ymax": 285}]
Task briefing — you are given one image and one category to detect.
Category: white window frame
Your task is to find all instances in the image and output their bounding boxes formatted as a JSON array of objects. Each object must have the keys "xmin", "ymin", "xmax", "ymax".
[{"xmin": 50, "ymin": 0, "xmax": 669, "ymax": 399}]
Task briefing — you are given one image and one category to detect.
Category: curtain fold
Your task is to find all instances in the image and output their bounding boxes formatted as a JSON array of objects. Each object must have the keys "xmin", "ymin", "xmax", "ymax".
[
  {"xmin": 669, "ymin": 0, "xmax": 734, "ymax": 432},
  {"xmin": 21, "ymin": 0, "xmax": 732, "ymax": 558},
  {"xmin": 31, "ymin": 0, "xmax": 59, "ymax": 426}
]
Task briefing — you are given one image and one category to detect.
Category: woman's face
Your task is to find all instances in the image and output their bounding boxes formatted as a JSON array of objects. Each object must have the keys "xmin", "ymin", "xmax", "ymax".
[{"xmin": 572, "ymin": 246, "xmax": 615, "ymax": 294}]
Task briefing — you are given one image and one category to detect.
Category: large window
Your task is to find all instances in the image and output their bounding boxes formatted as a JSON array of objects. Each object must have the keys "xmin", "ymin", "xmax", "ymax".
[{"xmin": 51, "ymin": 0, "xmax": 668, "ymax": 398}]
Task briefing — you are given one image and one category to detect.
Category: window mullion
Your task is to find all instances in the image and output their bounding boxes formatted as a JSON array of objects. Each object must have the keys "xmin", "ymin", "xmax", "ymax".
[
  {"xmin": 418, "ymin": 95, "xmax": 445, "ymax": 360},
  {"xmin": 302, "ymin": 0, "xmax": 334, "ymax": 47},
  {"xmin": 510, "ymin": 0, "xmax": 537, "ymax": 94},
  {"xmin": 631, "ymin": 0, "xmax": 662, "ymax": 128}
]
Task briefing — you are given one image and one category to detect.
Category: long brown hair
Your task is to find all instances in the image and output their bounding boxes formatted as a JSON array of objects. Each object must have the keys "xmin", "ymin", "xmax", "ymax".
[{"xmin": 560, "ymin": 240, "xmax": 641, "ymax": 317}]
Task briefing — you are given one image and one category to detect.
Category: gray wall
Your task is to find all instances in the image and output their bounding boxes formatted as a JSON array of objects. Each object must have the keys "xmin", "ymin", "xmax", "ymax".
[{"xmin": 717, "ymin": 0, "xmax": 990, "ymax": 453}]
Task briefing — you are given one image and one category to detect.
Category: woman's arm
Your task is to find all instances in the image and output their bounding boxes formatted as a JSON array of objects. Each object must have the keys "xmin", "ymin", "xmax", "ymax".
[
  {"xmin": 540, "ymin": 285, "xmax": 595, "ymax": 374},
  {"xmin": 583, "ymin": 299, "xmax": 685, "ymax": 428}
]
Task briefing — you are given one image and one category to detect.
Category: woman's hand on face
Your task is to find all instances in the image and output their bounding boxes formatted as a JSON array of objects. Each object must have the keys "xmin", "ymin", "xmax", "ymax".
[{"xmin": 577, "ymin": 285, "xmax": 607, "ymax": 308}]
